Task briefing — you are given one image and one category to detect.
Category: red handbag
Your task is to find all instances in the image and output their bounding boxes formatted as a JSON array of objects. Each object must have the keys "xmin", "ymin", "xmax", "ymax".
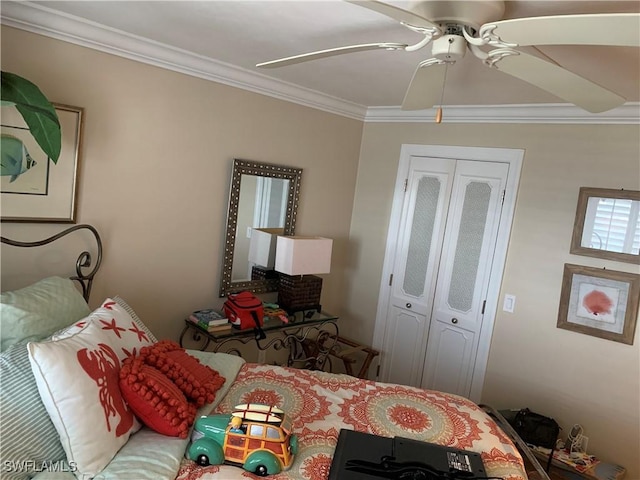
[{"xmin": 223, "ymin": 292, "xmax": 266, "ymax": 339}]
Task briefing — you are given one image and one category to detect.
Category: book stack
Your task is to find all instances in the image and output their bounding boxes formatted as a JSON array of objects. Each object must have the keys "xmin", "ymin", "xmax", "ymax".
[{"xmin": 188, "ymin": 309, "xmax": 231, "ymax": 332}]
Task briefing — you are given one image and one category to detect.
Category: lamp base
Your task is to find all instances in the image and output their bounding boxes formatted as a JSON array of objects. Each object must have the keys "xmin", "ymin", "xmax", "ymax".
[{"xmin": 278, "ymin": 274, "xmax": 323, "ymax": 315}]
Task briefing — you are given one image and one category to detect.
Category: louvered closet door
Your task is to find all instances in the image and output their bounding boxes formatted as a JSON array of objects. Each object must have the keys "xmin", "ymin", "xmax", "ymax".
[
  {"xmin": 421, "ymin": 160, "xmax": 508, "ymax": 395},
  {"xmin": 381, "ymin": 157, "xmax": 455, "ymax": 387}
]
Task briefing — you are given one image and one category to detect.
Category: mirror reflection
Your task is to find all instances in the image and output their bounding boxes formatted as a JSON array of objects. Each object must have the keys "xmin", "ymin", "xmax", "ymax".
[
  {"xmin": 571, "ymin": 187, "xmax": 640, "ymax": 264},
  {"xmin": 220, "ymin": 159, "xmax": 302, "ymax": 297},
  {"xmin": 232, "ymin": 175, "xmax": 290, "ymax": 281}
]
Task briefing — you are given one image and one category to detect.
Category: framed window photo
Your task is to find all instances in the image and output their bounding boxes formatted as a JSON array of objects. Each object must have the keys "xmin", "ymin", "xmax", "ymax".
[
  {"xmin": 557, "ymin": 264, "xmax": 640, "ymax": 345},
  {"xmin": 1, "ymin": 103, "xmax": 83, "ymax": 223},
  {"xmin": 570, "ymin": 187, "xmax": 640, "ymax": 265}
]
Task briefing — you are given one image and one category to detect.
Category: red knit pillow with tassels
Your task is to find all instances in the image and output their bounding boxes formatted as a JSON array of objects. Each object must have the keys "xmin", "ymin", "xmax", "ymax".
[
  {"xmin": 119, "ymin": 355, "xmax": 196, "ymax": 438},
  {"xmin": 140, "ymin": 340, "xmax": 226, "ymax": 407}
]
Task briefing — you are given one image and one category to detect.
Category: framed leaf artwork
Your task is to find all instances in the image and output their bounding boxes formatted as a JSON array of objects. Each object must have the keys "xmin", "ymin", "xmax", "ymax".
[{"xmin": 1, "ymin": 103, "xmax": 83, "ymax": 223}]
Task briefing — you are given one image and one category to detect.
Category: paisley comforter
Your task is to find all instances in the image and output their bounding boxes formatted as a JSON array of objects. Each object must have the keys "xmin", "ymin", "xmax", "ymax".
[{"xmin": 176, "ymin": 363, "xmax": 527, "ymax": 480}]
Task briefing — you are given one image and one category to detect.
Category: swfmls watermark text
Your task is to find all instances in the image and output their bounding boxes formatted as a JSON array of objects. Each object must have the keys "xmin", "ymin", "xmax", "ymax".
[{"xmin": 3, "ymin": 460, "xmax": 78, "ymax": 473}]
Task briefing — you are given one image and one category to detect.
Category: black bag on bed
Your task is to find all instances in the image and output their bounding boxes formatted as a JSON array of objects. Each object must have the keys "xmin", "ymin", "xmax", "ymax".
[{"xmin": 512, "ymin": 408, "xmax": 560, "ymax": 448}]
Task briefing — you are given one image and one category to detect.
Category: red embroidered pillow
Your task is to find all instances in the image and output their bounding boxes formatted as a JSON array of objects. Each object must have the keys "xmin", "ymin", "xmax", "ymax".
[
  {"xmin": 119, "ymin": 355, "xmax": 196, "ymax": 438},
  {"xmin": 141, "ymin": 340, "xmax": 225, "ymax": 407}
]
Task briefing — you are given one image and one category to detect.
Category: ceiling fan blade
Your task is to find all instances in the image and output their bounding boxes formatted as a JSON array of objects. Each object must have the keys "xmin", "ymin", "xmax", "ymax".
[
  {"xmin": 484, "ymin": 13, "xmax": 640, "ymax": 48},
  {"xmin": 256, "ymin": 42, "xmax": 407, "ymax": 68},
  {"xmin": 492, "ymin": 50, "xmax": 626, "ymax": 113},
  {"xmin": 346, "ymin": 0, "xmax": 441, "ymax": 31},
  {"xmin": 402, "ymin": 61, "xmax": 447, "ymax": 110}
]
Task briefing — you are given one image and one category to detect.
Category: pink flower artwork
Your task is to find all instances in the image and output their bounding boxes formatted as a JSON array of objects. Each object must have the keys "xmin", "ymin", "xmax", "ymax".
[
  {"xmin": 576, "ymin": 281, "xmax": 619, "ymax": 325},
  {"xmin": 582, "ymin": 289, "xmax": 613, "ymax": 316}
]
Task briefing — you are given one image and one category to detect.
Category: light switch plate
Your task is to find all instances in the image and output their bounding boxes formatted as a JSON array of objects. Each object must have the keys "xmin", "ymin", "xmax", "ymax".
[{"xmin": 503, "ymin": 294, "xmax": 516, "ymax": 313}]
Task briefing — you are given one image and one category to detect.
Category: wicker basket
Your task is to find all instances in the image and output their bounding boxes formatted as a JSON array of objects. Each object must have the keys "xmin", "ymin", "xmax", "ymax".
[{"xmin": 278, "ymin": 274, "xmax": 322, "ymax": 313}]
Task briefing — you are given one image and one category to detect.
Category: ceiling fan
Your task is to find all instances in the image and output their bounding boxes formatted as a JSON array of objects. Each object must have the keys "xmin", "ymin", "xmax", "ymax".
[{"xmin": 256, "ymin": 1, "xmax": 639, "ymax": 114}]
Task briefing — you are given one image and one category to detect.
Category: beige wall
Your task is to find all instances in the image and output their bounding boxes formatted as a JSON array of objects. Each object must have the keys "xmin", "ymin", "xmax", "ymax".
[
  {"xmin": 347, "ymin": 122, "xmax": 639, "ymax": 477},
  {"xmin": 0, "ymin": 27, "xmax": 363, "ymax": 343},
  {"xmin": 2, "ymin": 25, "xmax": 639, "ymax": 478}
]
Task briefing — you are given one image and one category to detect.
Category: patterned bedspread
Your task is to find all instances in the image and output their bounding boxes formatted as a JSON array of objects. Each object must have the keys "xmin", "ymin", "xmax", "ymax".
[{"xmin": 177, "ymin": 363, "xmax": 527, "ymax": 480}]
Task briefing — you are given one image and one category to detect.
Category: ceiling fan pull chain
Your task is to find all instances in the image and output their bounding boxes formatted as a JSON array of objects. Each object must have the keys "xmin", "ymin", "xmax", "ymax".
[{"xmin": 435, "ymin": 38, "xmax": 453, "ymax": 124}]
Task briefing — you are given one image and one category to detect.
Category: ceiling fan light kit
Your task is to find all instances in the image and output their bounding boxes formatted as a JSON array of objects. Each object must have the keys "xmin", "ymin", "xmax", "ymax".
[{"xmin": 256, "ymin": 1, "xmax": 639, "ymax": 115}]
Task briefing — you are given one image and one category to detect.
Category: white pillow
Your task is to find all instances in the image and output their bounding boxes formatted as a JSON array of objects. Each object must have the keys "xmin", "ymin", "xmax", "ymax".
[
  {"xmin": 52, "ymin": 298, "xmax": 153, "ymax": 358},
  {"xmin": 113, "ymin": 296, "xmax": 157, "ymax": 343},
  {"xmin": 27, "ymin": 299, "xmax": 154, "ymax": 478}
]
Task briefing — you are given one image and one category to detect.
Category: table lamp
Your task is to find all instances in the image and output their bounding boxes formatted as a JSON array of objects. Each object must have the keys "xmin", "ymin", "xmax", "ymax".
[{"xmin": 274, "ymin": 235, "xmax": 333, "ymax": 314}]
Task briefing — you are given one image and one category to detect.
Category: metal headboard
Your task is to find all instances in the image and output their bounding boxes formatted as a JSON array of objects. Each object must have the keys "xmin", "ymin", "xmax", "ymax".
[{"xmin": 0, "ymin": 224, "xmax": 103, "ymax": 302}]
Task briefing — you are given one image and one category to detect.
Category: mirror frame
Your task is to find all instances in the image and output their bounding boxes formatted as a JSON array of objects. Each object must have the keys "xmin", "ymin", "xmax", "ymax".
[
  {"xmin": 219, "ymin": 159, "xmax": 302, "ymax": 297},
  {"xmin": 570, "ymin": 187, "xmax": 640, "ymax": 264}
]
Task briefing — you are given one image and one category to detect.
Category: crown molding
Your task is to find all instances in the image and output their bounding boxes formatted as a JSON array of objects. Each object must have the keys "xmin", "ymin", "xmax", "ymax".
[
  {"xmin": 3, "ymin": 1, "xmax": 639, "ymax": 125},
  {"xmin": 0, "ymin": 1, "xmax": 367, "ymax": 121},
  {"xmin": 365, "ymin": 103, "xmax": 640, "ymax": 124}
]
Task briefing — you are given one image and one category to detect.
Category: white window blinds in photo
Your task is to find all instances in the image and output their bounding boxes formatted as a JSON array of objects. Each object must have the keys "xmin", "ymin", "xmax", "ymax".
[{"xmin": 582, "ymin": 197, "xmax": 640, "ymax": 255}]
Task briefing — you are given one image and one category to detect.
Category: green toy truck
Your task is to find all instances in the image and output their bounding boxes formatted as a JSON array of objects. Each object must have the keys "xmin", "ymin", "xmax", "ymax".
[{"xmin": 187, "ymin": 403, "xmax": 298, "ymax": 476}]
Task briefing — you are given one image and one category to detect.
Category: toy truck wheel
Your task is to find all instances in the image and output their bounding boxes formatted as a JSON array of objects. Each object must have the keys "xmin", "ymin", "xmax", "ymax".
[
  {"xmin": 188, "ymin": 438, "xmax": 224, "ymax": 467},
  {"xmin": 244, "ymin": 450, "xmax": 281, "ymax": 476}
]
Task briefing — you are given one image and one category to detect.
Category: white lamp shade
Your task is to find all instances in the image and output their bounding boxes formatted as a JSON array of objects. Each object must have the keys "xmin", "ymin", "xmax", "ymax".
[
  {"xmin": 275, "ymin": 236, "xmax": 333, "ymax": 276},
  {"xmin": 248, "ymin": 228, "xmax": 283, "ymax": 268}
]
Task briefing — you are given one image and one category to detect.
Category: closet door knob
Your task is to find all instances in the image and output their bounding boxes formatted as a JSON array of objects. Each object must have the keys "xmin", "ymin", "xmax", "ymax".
[
  {"xmin": 406, "ymin": 303, "xmax": 412, "ymax": 309},
  {"xmin": 451, "ymin": 318, "xmax": 458, "ymax": 324}
]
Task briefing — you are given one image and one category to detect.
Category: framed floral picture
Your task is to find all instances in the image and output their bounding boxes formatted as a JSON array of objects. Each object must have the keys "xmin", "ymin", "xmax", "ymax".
[
  {"xmin": 1, "ymin": 103, "xmax": 83, "ymax": 223},
  {"xmin": 557, "ymin": 264, "xmax": 640, "ymax": 345}
]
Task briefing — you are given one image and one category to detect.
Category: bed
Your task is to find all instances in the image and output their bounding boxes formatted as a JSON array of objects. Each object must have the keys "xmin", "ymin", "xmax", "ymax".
[{"xmin": 0, "ymin": 225, "xmax": 528, "ymax": 480}]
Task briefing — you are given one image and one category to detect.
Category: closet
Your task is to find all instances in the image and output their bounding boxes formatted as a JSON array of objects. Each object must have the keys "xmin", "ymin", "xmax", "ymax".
[{"xmin": 373, "ymin": 145, "xmax": 523, "ymax": 401}]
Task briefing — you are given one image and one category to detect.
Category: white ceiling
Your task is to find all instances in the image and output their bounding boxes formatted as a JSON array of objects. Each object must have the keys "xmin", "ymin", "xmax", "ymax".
[{"xmin": 4, "ymin": 1, "xmax": 640, "ymax": 119}]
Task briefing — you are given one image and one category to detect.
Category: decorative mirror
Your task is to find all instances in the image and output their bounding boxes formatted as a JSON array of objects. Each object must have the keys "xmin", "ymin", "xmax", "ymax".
[
  {"xmin": 219, "ymin": 159, "xmax": 302, "ymax": 297},
  {"xmin": 570, "ymin": 187, "xmax": 640, "ymax": 264}
]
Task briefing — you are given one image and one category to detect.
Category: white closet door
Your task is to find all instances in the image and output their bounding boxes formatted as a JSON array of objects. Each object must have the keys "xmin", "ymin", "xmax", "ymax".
[
  {"xmin": 421, "ymin": 160, "xmax": 509, "ymax": 395},
  {"xmin": 381, "ymin": 157, "xmax": 455, "ymax": 387},
  {"xmin": 375, "ymin": 144, "xmax": 523, "ymax": 400}
]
